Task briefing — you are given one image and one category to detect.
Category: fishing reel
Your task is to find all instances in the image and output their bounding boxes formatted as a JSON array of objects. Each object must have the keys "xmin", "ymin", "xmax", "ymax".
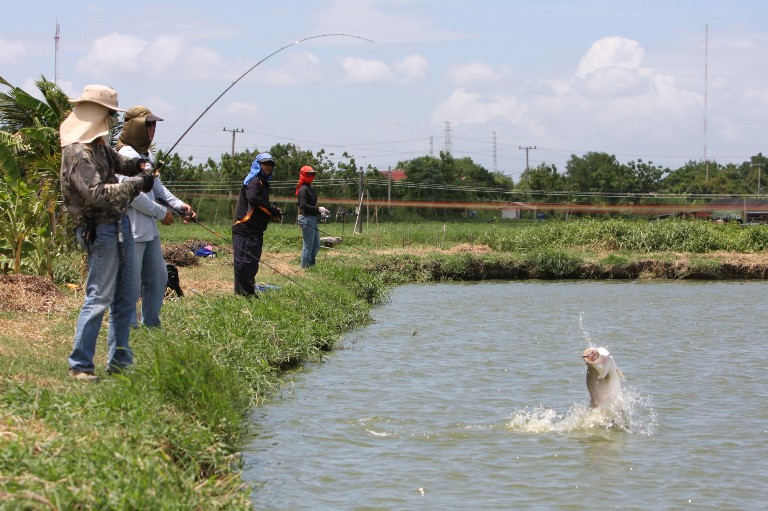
[{"xmin": 269, "ymin": 202, "xmax": 284, "ymax": 223}]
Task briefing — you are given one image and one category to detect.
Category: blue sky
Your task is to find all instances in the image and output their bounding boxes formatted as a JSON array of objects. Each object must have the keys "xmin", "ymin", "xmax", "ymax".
[{"xmin": 3, "ymin": 1, "xmax": 768, "ymax": 180}]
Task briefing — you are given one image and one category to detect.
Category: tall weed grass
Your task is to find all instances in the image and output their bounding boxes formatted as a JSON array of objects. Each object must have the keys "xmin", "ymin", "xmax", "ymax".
[{"xmin": 160, "ymin": 217, "xmax": 768, "ymax": 255}]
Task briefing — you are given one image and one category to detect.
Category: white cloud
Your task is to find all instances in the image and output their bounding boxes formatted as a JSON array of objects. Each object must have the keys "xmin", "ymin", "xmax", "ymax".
[
  {"xmin": 340, "ymin": 57, "xmax": 395, "ymax": 83},
  {"xmin": 223, "ymin": 101, "xmax": 260, "ymax": 116},
  {"xmin": 76, "ymin": 33, "xmax": 233, "ymax": 81},
  {"xmin": 339, "ymin": 54, "xmax": 427, "ymax": 84},
  {"xmin": 576, "ymin": 36, "xmax": 645, "ymax": 78},
  {"xmin": 577, "ymin": 66, "xmax": 651, "ymax": 97},
  {"xmin": 77, "ymin": 33, "xmax": 146, "ymax": 76},
  {"xmin": 0, "ymin": 39, "xmax": 25, "ymax": 66},
  {"xmin": 433, "ymin": 36, "xmax": 705, "ymax": 161},
  {"xmin": 431, "ymin": 88, "xmax": 524, "ymax": 125},
  {"xmin": 393, "ymin": 54, "xmax": 428, "ymax": 83},
  {"xmin": 309, "ymin": 0, "xmax": 466, "ymax": 44},
  {"xmin": 255, "ymin": 51, "xmax": 325, "ymax": 86},
  {"xmin": 449, "ymin": 62, "xmax": 510, "ymax": 85}
]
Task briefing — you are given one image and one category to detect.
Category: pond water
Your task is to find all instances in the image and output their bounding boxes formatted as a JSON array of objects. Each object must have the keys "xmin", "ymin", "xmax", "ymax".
[{"xmin": 243, "ymin": 281, "xmax": 768, "ymax": 510}]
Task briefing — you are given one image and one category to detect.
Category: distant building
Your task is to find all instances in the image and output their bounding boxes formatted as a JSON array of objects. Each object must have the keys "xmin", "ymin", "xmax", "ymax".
[
  {"xmin": 501, "ymin": 202, "xmax": 530, "ymax": 220},
  {"xmin": 380, "ymin": 169, "xmax": 407, "ymax": 181},
  {"xmin": 704, "ymin": 198, "xmax": 768, "ymax": 223}
]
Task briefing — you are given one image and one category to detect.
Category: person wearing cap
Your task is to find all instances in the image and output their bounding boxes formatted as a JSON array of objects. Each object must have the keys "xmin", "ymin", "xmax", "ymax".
[
  {"xmin": 116, "ymin": 105, "xmax": 196, "ymax": 328},
  {"xmin": 295, "ymin": 165, "xmax": 329, "ymax": 269},
  {"xmin": 232, "ymin": 152, "xmax": 283, "ymax": 296},
  {"xmin": 59, "ymin": 84, "xmax": 156, "ymax": 381}
]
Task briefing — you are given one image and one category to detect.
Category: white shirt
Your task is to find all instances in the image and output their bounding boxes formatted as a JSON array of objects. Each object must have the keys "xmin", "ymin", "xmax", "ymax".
[{"xmin": 117, "ymin": 146, "xmax": 187, "ymax": 242}]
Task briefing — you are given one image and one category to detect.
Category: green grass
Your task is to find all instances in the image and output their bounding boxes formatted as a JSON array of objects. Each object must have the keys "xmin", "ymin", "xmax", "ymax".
[
  {"xmin": 0, "ymin": 257, "xmax": 384, "ymax": 510},
  {"xmin": 4, "ymin": 216, "xmax": 768, "ymax": 509},
  {"xmin": 159, "ymin": 216, "xmax": 768, "ymax": 255}
]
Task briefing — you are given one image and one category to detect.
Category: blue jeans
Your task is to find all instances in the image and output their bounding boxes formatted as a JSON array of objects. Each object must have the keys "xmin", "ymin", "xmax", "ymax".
[
  {"xmin": 132, "ymin": 236, "xmax": 167, "ymax": 328},
  {"xmin": 298, "ymin": 215, "xmax": 320, "ymax": 268},
  {"xmin": 68, "ymin": 216, "xmax": 138, "ymax": 373}
]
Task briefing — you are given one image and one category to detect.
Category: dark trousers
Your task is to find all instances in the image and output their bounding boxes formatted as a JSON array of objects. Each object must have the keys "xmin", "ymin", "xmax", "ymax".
[{"xmin": 233, "ymin": 231, "xmax": 263, "ymax": 296}]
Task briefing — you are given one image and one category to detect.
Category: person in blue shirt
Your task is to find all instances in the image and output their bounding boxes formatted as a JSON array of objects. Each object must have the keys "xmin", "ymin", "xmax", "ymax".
[{"xmin": 117, "ymin": 106, "xmax": 196, "ymax": 327}]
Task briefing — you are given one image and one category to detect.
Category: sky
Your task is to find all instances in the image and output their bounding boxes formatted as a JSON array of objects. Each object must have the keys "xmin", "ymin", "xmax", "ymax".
[{"xmin": 3, "ymin": 0, "xmax": 768, "ymax": 181}]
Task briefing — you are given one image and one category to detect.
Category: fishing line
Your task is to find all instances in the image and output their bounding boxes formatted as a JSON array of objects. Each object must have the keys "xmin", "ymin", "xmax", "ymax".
[
  {"xmin": 310, "ymin": 220, "xmax": 376, "ymax": 257},
  {"xmin": 164, "ymin": 33, "xmax": 374, "ymax": 156}
]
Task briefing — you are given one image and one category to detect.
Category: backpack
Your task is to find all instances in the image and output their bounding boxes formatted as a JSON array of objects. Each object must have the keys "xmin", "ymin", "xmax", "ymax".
[{"xmin": 166, "ymin": 264, "xmax": 184, "ymax": 297}]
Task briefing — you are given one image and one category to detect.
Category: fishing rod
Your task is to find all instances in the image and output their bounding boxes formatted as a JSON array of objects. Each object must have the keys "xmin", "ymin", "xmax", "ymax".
[
  {"xmin": 156, "ymin": 198, "xmax": 320, "ymax": 298},
  {"xmin": 164, "ymin": 33, "xmax": 374, "ymax": 156}
]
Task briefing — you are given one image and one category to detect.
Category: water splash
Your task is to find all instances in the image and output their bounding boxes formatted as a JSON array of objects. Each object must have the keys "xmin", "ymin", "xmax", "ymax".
[
  {"xmin": 506, "ymin": 387, "xmax": 656, "ymax": 436},
  {"xmin": 578, "ymin": 312, "xmax": 595, "ymax": 349}
]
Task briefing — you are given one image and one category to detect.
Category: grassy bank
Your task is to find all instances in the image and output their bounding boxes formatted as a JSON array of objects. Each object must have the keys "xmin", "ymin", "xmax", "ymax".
[
  {"xmin": 0, "ymin": 256, "xmax": 386, "ymax": 510},
  {"xmin": 3, "ymin": 218, "xmax": 768, "ymax": 509}
]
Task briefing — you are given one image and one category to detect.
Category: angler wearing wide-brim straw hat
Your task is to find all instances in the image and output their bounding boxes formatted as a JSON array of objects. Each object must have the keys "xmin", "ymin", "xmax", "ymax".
[
  {"xmin": 232, "ymin": 152, "xmax": 283, "ymax": 296},
  {"xmin": 60, "ymin": 84, "xmax": 156, "ymax": 381}
]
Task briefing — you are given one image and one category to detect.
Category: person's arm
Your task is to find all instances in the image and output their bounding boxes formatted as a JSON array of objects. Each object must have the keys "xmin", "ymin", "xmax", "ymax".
[
  {"xmin": 111, "ymin": 144, "xmax": 147, "ymax": 177},
  {"xmin": 246, "ymin": 180, "xmax": 281, "ymax": 220},
  {"xmin": 154, "ymin": 178, "xmax": 196, "ymax": 220},
  {"xmin": 245, "ymin": 180, "xmax": 271, "ymax": 210},
  {"xmin": 130, "ymin": 189, "xmax": 169, "ymax": 220},
  {"xmin": 68, "ymin": 144, "xmax": 145, "ymax": 208}
]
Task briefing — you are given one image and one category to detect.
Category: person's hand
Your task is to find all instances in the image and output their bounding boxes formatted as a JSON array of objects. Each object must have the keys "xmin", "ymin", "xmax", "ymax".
[
  {"xmin": 140, "ymin": 173, "xmax": 155, "ymax": 193},
  {"xmin": 319, "ymin": 206, "xmax": 329, "ymax": 216},
  {"xmin": 161, "ymin": 210, "xmax": 174, "ymax": 225},
  {"xmin": 137, "ymin": 158, "xmax": 152, "ymax": 172},
  {"xmin": 180, "ymin": 204, "xmax": 197, "ymax": 224},
  {"xmin": 268, "ymin": 205, "xmax": 283, "ymax": 222}
]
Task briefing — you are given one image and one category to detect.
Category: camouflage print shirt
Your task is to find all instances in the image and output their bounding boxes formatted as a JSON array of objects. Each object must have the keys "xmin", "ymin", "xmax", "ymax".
[{"xmin": 60, "ymin": 140, "xmax": 146, "ymax": 226}]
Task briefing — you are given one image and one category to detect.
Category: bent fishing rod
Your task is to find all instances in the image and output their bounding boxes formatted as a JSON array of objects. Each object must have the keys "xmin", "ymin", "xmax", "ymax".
[
  {"xmin": 156, "ymin": 198, "xmax": 320, "ymax": 298},
  {"xmin": 164, "ymin": 33, "xmax": 374, "ymax": 156}
]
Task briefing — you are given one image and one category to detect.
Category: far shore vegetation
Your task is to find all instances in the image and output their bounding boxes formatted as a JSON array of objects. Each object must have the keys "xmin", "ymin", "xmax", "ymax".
[{"xmin": 4, "ymin": 75, "xmax": 768, "ymax": 509}]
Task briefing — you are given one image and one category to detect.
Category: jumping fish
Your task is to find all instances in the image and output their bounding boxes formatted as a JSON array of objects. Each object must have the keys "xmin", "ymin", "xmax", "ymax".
[{"xmin": 582, "ymin": 347, "xmax": 625, "ymax": 408}]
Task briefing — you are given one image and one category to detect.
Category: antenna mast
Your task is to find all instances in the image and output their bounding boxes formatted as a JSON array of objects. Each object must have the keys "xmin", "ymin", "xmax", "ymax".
[
  {"xmin": 704, "ymin": 24, "xmax": 709, "ymax": 179},
  {"xmin": 443, "ymin": 121, "xmax": 453, "ymax": 155},
  {"xmin": 54, "ymin": 20, "xmax": 61, "ymax": 85}
]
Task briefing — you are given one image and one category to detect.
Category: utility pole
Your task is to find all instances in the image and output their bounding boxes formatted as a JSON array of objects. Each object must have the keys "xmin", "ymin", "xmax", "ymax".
[
  {"xmin": 444, "ymin": 121, "xmax": 453, "ymax": 155},
  {"xmin": 354, "ymin": 166, "xmax": 365, "ymax": 234},
  {"xmin": 519, "ymin": 145, "xmax": 537, "ymax": 171},
  {"xmin": 493, "ymin": 131, "xmax": 497, "ymax": 172},
  {"xmin": 222, "ymin": 127, "xmax": 243, "ymax": 156}
]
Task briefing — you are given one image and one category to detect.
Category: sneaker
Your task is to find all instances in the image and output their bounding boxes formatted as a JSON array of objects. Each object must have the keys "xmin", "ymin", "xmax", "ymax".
[
  {"xmin": 106, "ymin": 365, "xmax": 132, "ymax": 376},
  {"xmin": 68, "ymin": 369, "xmax": 99, "ymax": 382}
]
